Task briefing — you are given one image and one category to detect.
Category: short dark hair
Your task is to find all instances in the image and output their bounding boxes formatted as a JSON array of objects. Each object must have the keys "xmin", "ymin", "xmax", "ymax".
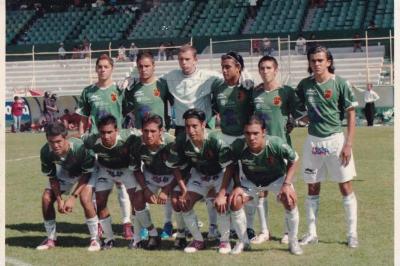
[
  {"xmin": 142, "ymin": 113, "xmax": 163, "ymax": 129},
  {"xmin": 258, "ymin": 55, "xmax": 278, "ymax": 69},
  {"xmin": 97, "ymin": 114, "xmax": 117, "ymax": 129},
  {"xmin": 183, "ymin": 108, "xmax": 206, "ymax": 122},
  {"xmin": 245, "ymin": 115, "xmax": 266, "ymax": 130},
  {"xmin": 221, "ymin": 51, "xmax": 244, "ymax": 70},
  {"xmin": 136, "ymin": 51, "xmax": 154, "ymax": 64},
  {"xmin": 46, "ymin": 122, "xmax": 68, "ymax": 138},
  {"xmin": 14, "ymin": 96, "xmax": 19, "ymax": 101},
  {"xmin": 307, "ymin": 45, "xmax": 335, "ymax": 74},
  {"xmin": 96, "ymin": 54, "xmax": 114, "ymax": 68}
]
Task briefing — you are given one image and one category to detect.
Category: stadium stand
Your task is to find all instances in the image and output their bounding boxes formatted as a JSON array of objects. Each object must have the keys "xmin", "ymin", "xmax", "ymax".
[
  {"xmin": 6, "ymin": 10, "xmax": 36, "ymax": 45},
  {"xmin": 363, "ymin": 0, "xmax": 393, "ymax": 29}
]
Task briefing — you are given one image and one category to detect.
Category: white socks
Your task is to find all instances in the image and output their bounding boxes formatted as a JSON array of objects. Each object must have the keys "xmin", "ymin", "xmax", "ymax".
[
  {"xmin": 44, "ymin": 220, "xmax": 56, "ymax": 240},
  {"xmin": 99, "ymin": 216, "xmax": 114, "ymax": 242},
  {"xmin": 343, "ymin": 192, "xmax": 358, "ymax": 238},
  {"xmin": 174, "ymin": 211, "xmax": 186, "ymax": 238},
  {"xmin": 305, "ymin": 195, "xmax": 320, "ymax": 236},
  {"xmin": 231, "ymin": 209, "xmax": 249, "ymax": 244},
  {"xmin": 86, "ymin": 216, "xmax": 99, "ymax": 240},
  {"xmin": 135, "ymin": 208, "xmax": 157, "ymax": 236},
  {"xmin": 244, "ymin": 204, "xmax": 256, "ymax": 230},
  {"xmin": 285, "ymin": 207, "xmax": 299, "ymax": 242},
  {"xmin": 164, "ymin": 199, "xmax": 173, "ymax": 224},
  {"xmin": 217, "ymin": 212, "xmax": 231, "ymax": 242},
  {"xmin": 116, "ymin": 184, "xmax": 132, "ymax": 224},
  {"xmin": 257, "ymin": 197, "xmax": 269, "ymax": 234},
  {"xmin": 183, "ymin": 209, "xmax": 203, "ymax": 241},
  {"xmin": 132, "ymin": 214, "xmax": 142, "ymax": 243},
  {"xmin": 206, "ymin": 199, "xmax": 217, "ymax": 228}
]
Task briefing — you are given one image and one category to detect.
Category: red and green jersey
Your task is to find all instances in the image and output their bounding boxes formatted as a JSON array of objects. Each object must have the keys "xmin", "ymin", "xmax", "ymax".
[
  {"xmin": 40, "ymin": 137, "xmax": 95, "ymax": 179},
  {"xmin": 230, "ymin": 136, "xmax": 297, "ymax": 186},
  {"xmin": 296, "ymin": 75, "xmax": 358, "ymax": 137},
  {"xmin": 77, "ymin": 83, "xmax": 123, "ymax": 133}
]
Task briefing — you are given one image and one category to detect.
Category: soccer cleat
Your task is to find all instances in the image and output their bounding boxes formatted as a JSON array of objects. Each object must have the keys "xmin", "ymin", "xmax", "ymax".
[
  {"xmin": 250, "ymin": 231, "xmax": 270, "ymax": 244},
  {"xmin": 146, "ymin": 236, "xmax": 161, "ymax": 250},
  {"xmin": 123, "ymin": 223, "xmax": 133, "ymax": 240},
  {"xmin": 174, "ymin": 237, "xmax": 187, "ymax": 249},
  {"xmin": 160, "ymin": 221, "xmax": 173, "ymax": 239},
  {"xmin": 230, "ymin": 242, "xmax": 251, "ymax": 255},
  {"xmin": 128, "ymin": 239, "xmax": 145, "ymax": 249},
  {"xmin": 36, "ymin": 238, "xmax": 56, "ymax": 250},
  {"xmin": 102, "ymin": 239, "xmax": 115, "ymax": 250},
  {"xmin": 140, "ymin": 228, "xmax": 149, "ymax": 240},
  {"xmin": 207, "ymin": 224, "xmax": 219, "ymax": 241},
  {"xmin": 184, "ymin": 240, "xmax": 205, "ymax": 253},
  {"xmin": 299, "ymin": 233, "xmax": 318, "ymax": 246},
  {"xmin": 289, "ymin": 239, "xmax": 303, "ymax": 255},
  {"xmin": 246, "ymin": 228, "xmax": 256, "ymax": 241},
  {"xmin": 280, "ymin": 233, "xmax": 289, "ymax": 245},
  {"xmin": 218, "ymin": 241, "xmax": 232, "ymax": 254},
  {"xmin": 348, "ymin": 236, "xmax": 359, "ymax": 248},
  {"xmin": 229, "ymin": 230, "xmax": 238, "ymax": 240},
  {"xmin": 87, "ymin": 239, "xmax": 101, "ymax": 252}
]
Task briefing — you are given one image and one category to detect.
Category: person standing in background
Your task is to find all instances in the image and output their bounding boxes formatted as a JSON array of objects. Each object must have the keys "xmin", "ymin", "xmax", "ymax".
[
  {"xmin": 364, "ymin": 83, "xmax": 380, "ymax": 126},
  {"xmin": 11, "ymin": 96, "xmax": 25, "ymax": 133}
]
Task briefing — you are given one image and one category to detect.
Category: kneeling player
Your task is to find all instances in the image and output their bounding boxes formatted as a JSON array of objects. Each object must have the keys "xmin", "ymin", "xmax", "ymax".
[
  {"xmin": 129, "ymin": 114, "xmax": 181, "ymax": 249},
  {"xmin": 219, "ymin": 116, "xmax": 303, "ymax": 255},
  {"xmin": 37, "ymin": 123, "xmax": 100, "ymax": 251},
  {"xmin": 166, "ymin": 108, "xmax": 233, "ymax": 253},
  {"xmin": 82, "ymin": 115, "xmax": 139, "ymax": 249}
]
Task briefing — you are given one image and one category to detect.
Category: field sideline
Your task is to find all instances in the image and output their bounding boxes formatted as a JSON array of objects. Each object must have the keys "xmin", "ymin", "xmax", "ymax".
[{"xmin": 5, "ymin": 127, "xmax": 393, "ymax": 266}]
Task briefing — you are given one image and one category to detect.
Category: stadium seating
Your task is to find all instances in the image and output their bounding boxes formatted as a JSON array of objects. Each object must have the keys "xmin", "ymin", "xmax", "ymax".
[
  {"xmin": 127, "ymin": 1, "xmax": 195, "ymax": 40},
  {"xmin": 363, "ymin": 0, "xmax": 393, "ymax": 29},
  {"xmin": 6, "ymin": 10, "xmax": 35, "ymax": 45},
  {"xmin": 248, "ymin": 0, "xmax": 308, "ymax": 34}
]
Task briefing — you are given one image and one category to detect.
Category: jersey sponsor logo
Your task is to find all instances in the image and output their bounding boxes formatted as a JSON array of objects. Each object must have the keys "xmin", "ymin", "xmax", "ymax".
[
  {"xmin": 151, "ymin": 175, "xmax": 170, "ymax": 183},
  {"xmin": 324, "ymin": 89, "xmax": 333, "ymax": 99},
  {"xmin": 97, "ymin": 177, "xmax": 108, "ymax": 183},
  {"xmin": 134, "ymin": 91, "xmax": 144, "ymax": 97},
  {"xmin": 217, "ymin": 93, "xmax": 227, "ymax": 106},
  {"xmin": 111, "ymin": 92, "xmax": 118, "ymax": 102},
  {"xmin": 89, "ymin": 95, "xmax": 101, "ymax": 102},
  {"xmin": 106, "ymin": 169, "xmax": 124, "ymax": 177},
  {"xmin": 153, "ymin": 88, "xmax": 161, "ymax": 97},
  {"xmin": 304, "ymin": 168, "xmax": 316, "ymax": 175},
  {"xmin": 273, "ymin": 96, "xmax": 282, "ymax": 106},
  {"xmin": 191, "ymin": 180, "xmax": 202, "ymax": 187},
  {"xmin": 200, "ymin": 174, "xmax": 219, "ymax": 182},
  {"xmin": 311, "ymin": 146, "xmax": 330, "ymax": 155}
]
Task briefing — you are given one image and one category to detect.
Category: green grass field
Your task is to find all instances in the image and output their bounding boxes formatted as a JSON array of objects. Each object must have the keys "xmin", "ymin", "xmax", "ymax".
[{"xmin": 5, "ymin": 127, "xmax": 394, "ymax": 266}]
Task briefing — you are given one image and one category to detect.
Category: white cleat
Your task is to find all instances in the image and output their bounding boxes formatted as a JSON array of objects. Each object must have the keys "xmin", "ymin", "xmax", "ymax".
[
  {"xmin": 289, "ymin": 239, "xmax": 303, "ymax": 255},
  {"xmin": 230, "ymin": 242, "xmax": 251, "ymax": 255},
  {"xmin": 348, "ymin": 236, "xmax": 359, "ymax": 248},
  {"xmin": 36, "ymin": 238, "xmax": 56, "ymax": 250},
  {"xmin": 280, "ymin": 233, "xmax": 289, "ymax": 245},
  {"xmin": 299, "ymin": 233, "xmax": 318, "ymax": 246},
  {"xmin": 250, "ymin": 232, "xmax": 270, "ymax": 244},
  {"xmin": 218, "ymin": 241, "xmax": 232, "ymax": 254},
  {"xmin": 87, "ymin": 239, "xmax": 101, "ymax": 252}
]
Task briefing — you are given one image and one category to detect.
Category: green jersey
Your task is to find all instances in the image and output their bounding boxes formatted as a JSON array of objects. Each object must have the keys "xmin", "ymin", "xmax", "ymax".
[
  {"xmin": 40, "ymin": 137, "xmax": 95, "ymax": 179},
  {"xmin": 231, "ymin": 136, "xmax": 297, "ymax": 186},
  {"xmin": 122, "ymin": 79, "xmax": 173, "ymax": 129},
  {"xmin": 296, "ymin": 75, "xmax": 358, "ymax": 137},
  {"xmin": 212, "ymin": 83, "xmax": 252, "ymax": 136},
  {"xmin": 252, "ymin": 85, "xmax": 305, "ymax": 145},
  {"xmin": 82, "ymin": 129, "xmax": 138, "ymax": 169},
  {"xmin": 129, "ymin": 132, "xmax": 175, "ymax": 175},
  {"xmin": 77, "ymin": 83, "xmax": 123, "ymax": 133},
  {"xmin": 166, "ymin": 130, "xmax": 233, "ymax": 176}
]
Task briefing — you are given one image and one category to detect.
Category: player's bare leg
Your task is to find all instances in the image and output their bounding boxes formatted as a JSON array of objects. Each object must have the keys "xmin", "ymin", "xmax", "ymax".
[
  {"xmin": 300, "ymin": 182, "xmax": 320, "ymax": 245},
  {"xmin": 339, "ymin": 181, "xmax": 358, "ymax": 248}
]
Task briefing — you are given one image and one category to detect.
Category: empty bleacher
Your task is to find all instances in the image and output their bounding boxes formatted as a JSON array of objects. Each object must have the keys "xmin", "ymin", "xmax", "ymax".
[{"xmin": 6, "ymin": 10, "xmax": 36, "ymax": 45}]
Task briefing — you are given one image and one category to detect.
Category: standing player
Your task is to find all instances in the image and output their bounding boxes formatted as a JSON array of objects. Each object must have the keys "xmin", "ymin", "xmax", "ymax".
[
  {"xmin": 216, "ymin": 116, "xmax": 303, "ymax": 255},
  {"xmin": 166, "ymin": 109, "xmax": 234, "ymax": 253},
  {"xmin": 37, "ymin": 123, "xmax": 101, "ymax": 251},
  {"xmin": 81, "ymin": 115, "xmax": 139, "ymax": 249},
  {"xmin": 123, "ymin": 52, "xmax": 175, "ymax": 239},
  {"xmin": 77, "ymin": 54, "xmax": 133, "ymax": 240},
  {"xmin": 128, "ymin": 114, "xmax": 185, "ymax": 249},
  {"xmin": 296, "ymin": 46, "xmax": 358, "ymax": 248},
  {"xmin": 250, "ymin": 55, "xmax": 306, "ymax": 244}
]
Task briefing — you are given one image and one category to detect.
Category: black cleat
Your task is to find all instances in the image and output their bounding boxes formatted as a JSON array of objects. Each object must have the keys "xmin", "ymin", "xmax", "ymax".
[
  {"xmin": 146, "ymin": 236, "xmax": 161, "ymax": 250},
  {"xmin": 174, "ymin": 237, "xmax": 188, "ymax": 249},
  {"xmin": 129, "ymin": 239, "xmax": 145, "ymax": 249},
  {"xmin": 247, "ymin": 228, "xmax": 256, "ymax": 241},
  {"xmin": 102, "ymin": 239, "xmax": 115, "ymax": 250}
]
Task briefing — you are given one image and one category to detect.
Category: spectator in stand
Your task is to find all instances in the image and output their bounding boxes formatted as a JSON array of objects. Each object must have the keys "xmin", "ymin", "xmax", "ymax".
[
  {"xmin": 11, "ymin": 96, "xmax": 25, "ymax": 133},
  {"xmin": 353, "ymin": 34, "xmax": 363, "ymax": 52},
  {"xmin": 79, "ymin": 44, "xmax": 85, "ymax": 59},
  {"xmin": 306, "ymin": 33, "xmax": 318, "ymax": 53},
  {"xmin": 43, "ymin": 92, "xmax": 59, "ymax": 126},
  {"xmin": 58, "ymin": 43, "xmax": 67, "ymax": 60},
  {"xmin": 252, "ymin": 39, "xmax": 260, "ymax": 54},
  {"xmin": 117, "ymin": 44, "xmax": 127, "ymax": 61},
  {"xmin": 364, "ymin": 83, "xmax": 380, "ymax": 126},
  {"xmin": 72, "ymin": 45, "xmax": 80, "ymax": 59},
  {"xmin": 295, "ymin": 34, "xmax": 307, "ymax": 55},
  {"xmin": 128, "ymin": 43, "xmax": 139, "ymax": 62},
  {"xmin": 261, "ymin": 37, "xmax": 274, "ymax": 56},
  {"xmin": 158, "ymin": 43, "xmax": 167, "ymax": 61},
  {"xmin": 166, "ymin": 42, "xmax": 174, "ymax": 60}
]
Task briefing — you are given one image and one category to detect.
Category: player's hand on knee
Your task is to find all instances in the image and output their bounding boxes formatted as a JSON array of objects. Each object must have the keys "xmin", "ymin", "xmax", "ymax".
[
  {"xmin": 278, "ymin": 185, "xmax": 297, "ymax": 209},
  {"xmin": 57, "ymin": 199, "xmax": 66, "ymax": 214},
  {"xmin": 63, "ymin": 197, "xmax": 76, "ymax": 213},
  {"xmin": 178, "ymin": 191, "xmax": 189, "ymax": 211},
  {"xmin": 228, "ymin": 187, "xmax": 245, "ymax": 208},
  {"xmin": 214, "ymin": 192, "xmax": 227, "ymax": 213},
  {"xmin": 157, "ymin": 190, "xmax": 168, "ymax": 205}
]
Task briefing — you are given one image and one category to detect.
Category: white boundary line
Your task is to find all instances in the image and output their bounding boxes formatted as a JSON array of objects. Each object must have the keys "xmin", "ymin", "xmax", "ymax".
[
  {"xmin": 5, "ymin": 257, "xmax": 32, "ymax": 266},
  {"xmin": 6, "ymin": 156, "xmax": 39, "ymax": 162}
]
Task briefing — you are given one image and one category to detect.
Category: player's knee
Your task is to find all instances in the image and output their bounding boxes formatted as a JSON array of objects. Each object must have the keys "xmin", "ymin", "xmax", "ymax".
[
  {"xmin": 339, "ymin": 181, "xmax": 353, "ymax": 196},
  {"xmin": 308, "ymin": 183, "xmax": 321, "ymax": 195},
  {"xmin": 42, "ymin": 190, "xmax": 55, "ymax": 205},
  {"xmin": 230, "ymin": 195, "xmax": 244, "ymax": 211}
]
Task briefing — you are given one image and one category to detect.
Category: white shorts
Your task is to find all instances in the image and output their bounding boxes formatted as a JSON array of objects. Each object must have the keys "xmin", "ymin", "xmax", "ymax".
[
  {"xmin": 187, "ymin": 168, "xmax": 231, "ymax": 199},
  {"xmin": 302, "ymin": 132, "xmax": 356, "ymax": 184},
  {"xmin": 46, "ymin": 166, "xmax": 95, "ymax": 194},
  {"xmin": 137, "ymin": 168, "xmax": 176, "ymax": 193},
  {"xmin": 95, "ymin": 165, "xmax": 137, "ymax": 192},
  {"xmin": 221, "ymin": 133, "xmax": 243, "ymax": 145}
]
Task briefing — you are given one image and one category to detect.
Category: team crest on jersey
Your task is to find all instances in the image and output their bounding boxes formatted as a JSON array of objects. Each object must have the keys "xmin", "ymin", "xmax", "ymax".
[
  {"xmin": 237, "ymin": 90, "xmax": 246, "ymax": 102},
  {"xmin": 324, "ymin": 89, "xmax": 333, "ymax": 99},
  {"xmin": 111, "ymin": 92, "xmax": 118, "ymax": 102},
  {"xmin": 267, "ymin": 156, "xmax": 275, "ymax": 164},
  {"xmin": 205, "ymin": 149, "xmax": 214, "ymax": 160},
  {"xmin": 153, "ymin": 88, "xmax": 161, "ymax": 97},
  {"xmin": 273, "ymin": 96, "xmax": 282, "ymax": 106}
]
